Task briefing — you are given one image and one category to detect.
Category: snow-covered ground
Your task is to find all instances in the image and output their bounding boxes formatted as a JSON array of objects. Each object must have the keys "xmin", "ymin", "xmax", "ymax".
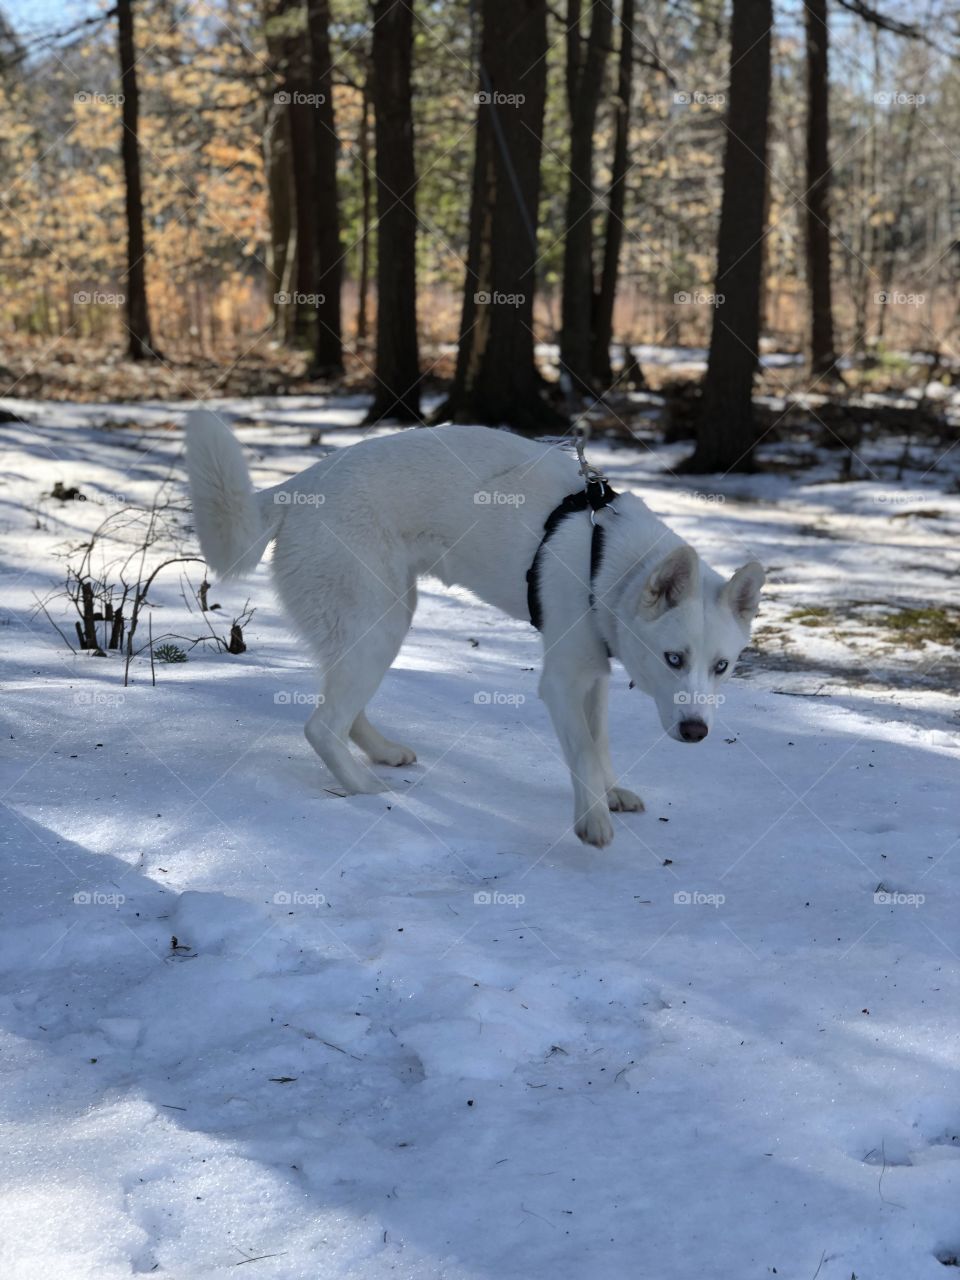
[{"xmin": 1, "ymin": 399, "xmax": 959, "ymax": 1279}]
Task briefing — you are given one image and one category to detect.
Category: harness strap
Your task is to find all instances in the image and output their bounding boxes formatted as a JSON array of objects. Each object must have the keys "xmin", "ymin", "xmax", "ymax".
[{"xmin": 526, "ymin": 476, "xmax": 618, "ymax": 639}]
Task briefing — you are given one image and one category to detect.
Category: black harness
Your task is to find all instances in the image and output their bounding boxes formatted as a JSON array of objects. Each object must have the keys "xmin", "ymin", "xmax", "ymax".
[{"xmin": 526, "ymin": 474, "xmax": 619, "ymax": 638}]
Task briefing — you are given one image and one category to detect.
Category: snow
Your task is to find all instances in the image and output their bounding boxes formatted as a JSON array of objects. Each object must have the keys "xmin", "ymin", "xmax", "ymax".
[
  {"xmin": 1, "ymin": 398, "xmax": 959, "ymax": 1279},
  {"xmin": 531, "ymin": 340, "xmax": 807, "ymax": 375}
]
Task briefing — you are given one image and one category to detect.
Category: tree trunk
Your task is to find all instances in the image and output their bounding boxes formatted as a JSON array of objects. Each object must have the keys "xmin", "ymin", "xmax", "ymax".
[
  {"xmin": 804, "ymin": 0, "xmax": 838, "ymax": 377},
  {"xmin": 264, "ymin": 0, "xmax": 318, "ymax": 346},
  {"xmin": 263, "ymin": 91, "xmax": 295, "ymax": 336},
  {"xmin": 356, "ymin": 78, "xmax": 372, "ymax": 345},
  {"xmin": 288, "ymin": 97, "xmax": 319, "ymax": 345},
  {"xmin": 307, "ymin": 0, "xmax": 344, "ymax": 375},
  {"xmin": 591, "ymin": 0, "xmax": 634, "ymax": 387},
  {"xmin": 855, "ymin": 26, "xmax": 880, "ymax": 353},
  {"xmin": 876, "ymin": 97, "xmax": 918, "ymax": 342},
  {"xmin": 364, "ymin": 0, "xmax": 420, "ymax": 423},
  {"xmin": 559, "ymin": 0, "xmax": 612, "ymax": 392},
  {"xmin": 684, "ymin": 0, "xmax": 772, "ymax": 473},
  {"xmin": 116, "ymin": 0, "xmax": 156, "ymax": 360},
  {"xmin": 437, "ymin": 0, "xmax": 565, "ymax": 432}
]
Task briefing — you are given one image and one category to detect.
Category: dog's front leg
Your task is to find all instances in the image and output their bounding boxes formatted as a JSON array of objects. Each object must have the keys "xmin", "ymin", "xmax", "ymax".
[
  {"xmin": 540, "ymin": 664, "xmax": 614, "ymax": 848},
  {"xmin": 584, "ymin": 676, "xmax": 644, "ymax": 815}
]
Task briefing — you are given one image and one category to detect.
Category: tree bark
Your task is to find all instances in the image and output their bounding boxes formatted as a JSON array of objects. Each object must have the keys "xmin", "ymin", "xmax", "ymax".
[
  {"xmin": 288, "ymin": 90, "xmax": 319, "ymax": 345},
  {"xmin": 364, "ymin": 0, "xmax": 421, "ymax": 423},
  {"xmin": 804, "ymin": 0, "xmax": 838, "ymax": 377},
  {"xmin": 591, "ymin": 0, "xmax": 634, "ymax": 387},
  {"xmin": 307, "ymin": 0, "xmax": 344, "ymax": 375},
  {"xmin": 264, "ymin": 0, "xmax": 317, "ymax": 346},
  {"xmin": 876, "ymin": 94, "xmax": 918, "ymax": 343},
  {"xmin": 356, "ymin": 77, "xmax": 372, "ymax": 344},
  {"xmin": 684, "ymin": 0, "xmax": 772, "ymax": 473},
  {"xmin": 559, "ymin": 0, "xmax": 612, "ymax": 392},
  {"xmin": 263, "ymin": 90, "xmax": 295, "ymax": 337},
  {"xmin": 116, "ymin": 0, "xmax": 156, "ymax": 360},
  {"xmin": 437, "ymin": 0, "xmax": 565, "ymax": 432}
]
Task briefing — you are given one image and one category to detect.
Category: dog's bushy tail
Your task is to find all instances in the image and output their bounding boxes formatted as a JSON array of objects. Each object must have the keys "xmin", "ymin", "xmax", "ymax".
[{"xmin": 185, "ymin": 409, "xmax": 272, "ymax": 579}]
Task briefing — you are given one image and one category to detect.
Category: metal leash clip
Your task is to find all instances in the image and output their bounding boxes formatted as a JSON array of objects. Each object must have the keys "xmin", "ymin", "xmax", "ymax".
[{"xmin": 574, "ymin": 436, "xmax": 618, "ymax": 524}]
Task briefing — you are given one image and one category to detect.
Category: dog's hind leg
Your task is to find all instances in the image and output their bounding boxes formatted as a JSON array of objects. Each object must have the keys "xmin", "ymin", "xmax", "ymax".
[
  {"xmin": 584, "ymin": 676, "xmax": 644, "ymax": 815},
  {"xmin": 304, "ymin": 585, "xmax": 414, "ymax": 794},
  {"xmin": 349, "ymin": 582, "xmax": 417, "ymax": 766}
]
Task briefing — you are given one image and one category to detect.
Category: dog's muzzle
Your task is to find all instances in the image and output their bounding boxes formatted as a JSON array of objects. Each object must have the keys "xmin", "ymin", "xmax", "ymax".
[{"xmin": 678, "ymin": 718, "xmax": 708, "ymax": 743}]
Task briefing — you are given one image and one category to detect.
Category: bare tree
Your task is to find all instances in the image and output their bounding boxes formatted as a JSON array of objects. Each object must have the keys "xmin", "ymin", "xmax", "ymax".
[
  {"xmin": 263, "ymin": 89, "xmax": 295, "ymax": 337},
  {"xmin": 365, "ymin": 0, "xmax": 421, "ymax": 423},
  {"xmin": 356, "ymin": 73, "xmax": 372, "ymax": 345},
  {"xmin": 117, "ymin": 0, "xmax": 157, "ymax": 360},
  {"xmin": 804, "ymin": 0, "xmax": 839, "ymax": 376},
  {"xmin": 591, "ymin": 0, "xmax": 635, "ymax": 387},
  {"xmin": 307, "ymin": 0, "xmax": 344, "ymax": 375},
  {"xmin": 264, "ymin": 0, "xmax": 316, "ymax": 345},
  {"xmin": 438, "ymin": 0, "xmax": 564, "ymax": 431},
  {"xmin": 263, "ymin": 0, "xmax": 343, "ymax": 368},
  {"xmin": 684, "ymin": 0, "xmax": 773, "ymax": 473},
  {"xmin": 560, "ymin": 0, "xmax": 612, "ymax": 392}
]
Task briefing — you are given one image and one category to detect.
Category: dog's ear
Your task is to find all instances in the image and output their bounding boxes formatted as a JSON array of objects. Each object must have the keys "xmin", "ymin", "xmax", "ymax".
[
  {"xmin": 624, "ymin": 545, "xmax": 699, "ymax": 615},
  {"xmin": 722, "ymin": 560, "xmax": 765, "ymax": 624}
]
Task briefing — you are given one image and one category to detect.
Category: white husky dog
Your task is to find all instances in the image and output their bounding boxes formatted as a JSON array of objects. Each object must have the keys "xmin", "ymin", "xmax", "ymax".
[{"xmin": 186, "ymin": 411, "xmax": 763, "ymax": 847}]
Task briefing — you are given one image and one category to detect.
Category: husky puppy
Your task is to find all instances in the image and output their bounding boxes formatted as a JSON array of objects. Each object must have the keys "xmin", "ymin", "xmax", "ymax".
[{"xmin": 186, "ymin": 413, "xmax": 763, "ymax": 846}]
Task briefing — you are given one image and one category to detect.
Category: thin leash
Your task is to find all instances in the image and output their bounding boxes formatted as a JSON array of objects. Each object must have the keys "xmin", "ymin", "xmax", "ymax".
[{"xmin": 574, "ymin": 433, "xmax": 618, "ymax": 523}]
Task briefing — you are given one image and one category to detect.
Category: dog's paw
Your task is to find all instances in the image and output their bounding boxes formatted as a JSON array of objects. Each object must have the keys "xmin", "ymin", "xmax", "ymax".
[
  {"xmin": 336, "ymin": 775, "xmax": 391, "ymax": 796},
  {"xmin": 575, "ymin": 807, "xmax": 615, "ymax": 849},
  {"xmin": 607, "ymin": 785, "xmax": 644, "ymax": 813},
  {"xmin": 370, "ymin": 742, "xmax": 417, "ymax": 767}
]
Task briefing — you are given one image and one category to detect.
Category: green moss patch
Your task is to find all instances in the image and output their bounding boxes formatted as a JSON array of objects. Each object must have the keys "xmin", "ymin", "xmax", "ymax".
[
  {"xmin": 874, "ymin": 607, "xmax": 960, "ymax": 648},
  {"xmin": 785, "ymin": 606, "xmax": 832, "ymax": 627}
]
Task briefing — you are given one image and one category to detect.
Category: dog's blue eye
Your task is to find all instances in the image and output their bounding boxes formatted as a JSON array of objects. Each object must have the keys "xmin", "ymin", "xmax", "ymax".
[
  {"xmin": 665, "ymin": 651, "xmax": 684, "ymax": 669},
  {"xmin": 715, "ymin": 659, "xmax": 728, "ymax": 675}
]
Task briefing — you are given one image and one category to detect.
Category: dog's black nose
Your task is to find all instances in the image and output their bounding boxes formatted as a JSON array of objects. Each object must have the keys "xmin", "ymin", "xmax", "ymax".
[{"xmin": 679, "ymin": 718, "xmax": 708, "ymax": 743}]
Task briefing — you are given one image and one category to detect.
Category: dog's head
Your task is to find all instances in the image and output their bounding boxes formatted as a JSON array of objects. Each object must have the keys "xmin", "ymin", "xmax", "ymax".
[{"xmin": 613, "ymin": 546, "xmax": 764, "ymax": 742}]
